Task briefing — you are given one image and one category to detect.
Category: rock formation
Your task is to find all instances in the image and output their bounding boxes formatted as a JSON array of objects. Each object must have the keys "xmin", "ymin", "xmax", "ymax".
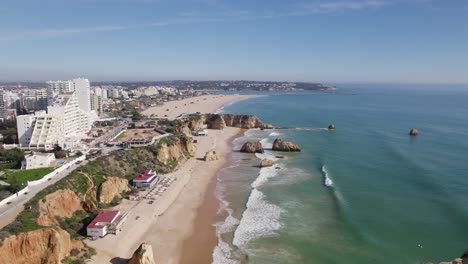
[
  {"xmin": 175, "ymin": 125, "xmax": 192, "ymax": 138},
  {"xmin": 206, "ymin": 114, "xmax": 226, "ymax": 129},
  {"xmin": 203, "ymin": 151, "xmax": 218, "ymax": 161},
  {"xmin": 0, "ymin": 228, "xmax": 72, "ymax": 264},
  {"xmin": 240, "ymin": 141, "xmax": 264, "ymax": 153},
  {"xmin": 156, "ymin": 136, "xmax": 196, "ymax": 165},
  {"xmin": 328, "ymin": 124, "xmax": 336, "ymax": 130},
  {"xmin": 260, "ymin": 159, "xmax": 273, "ymax": 167},
  {"xmin": 98, "ymin": 176, "xmax": 131, "ymax": 204},
  {"xmin": 37, "ymin": 189, "xmax": 84, "ymax": 226},
  {"xmin": 272, "ymin": 139, "xmax": 301, "ymax": 152},
  {"xmin": 204, "ymin": 114, "xmax": 268, "ymax": 129},
  {"xmin": 439, "ymin": 249, "xmax": 468, "ymax": 264},
  {"xmin": 409, "ymin": 128, "xmax": 419, "ymax": 136},
  {"xmin": 128, "ymin": 243, "xmax": 156, "ymax": 264},
  {"xmin": 81, "ymin": 199, "xmax": 97, "ymax": 213},
  {"xmin": 188, "ymin": 115, "xmax": 207, "ymax": 130}
]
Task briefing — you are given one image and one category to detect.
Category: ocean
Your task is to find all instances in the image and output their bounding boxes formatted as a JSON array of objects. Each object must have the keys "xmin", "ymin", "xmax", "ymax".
[{"xmin": 211, "ymin": 85, "xmax": 468, "ymax": 264}]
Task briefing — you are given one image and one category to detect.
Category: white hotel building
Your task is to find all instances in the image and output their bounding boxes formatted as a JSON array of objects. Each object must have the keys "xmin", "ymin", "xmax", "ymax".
[{"xmin": 17, "ymin": 78, "xmax": 96, "ymax": 150}]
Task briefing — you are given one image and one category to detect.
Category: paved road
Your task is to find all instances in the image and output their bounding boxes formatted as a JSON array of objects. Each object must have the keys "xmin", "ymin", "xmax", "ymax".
[
  {"xmin": 0, "ymin": 159, "xmax": 89, "ymax": 228},
  {"xmin": 0, "ymin": 123, "xmax": 128, "ymax": 229}
]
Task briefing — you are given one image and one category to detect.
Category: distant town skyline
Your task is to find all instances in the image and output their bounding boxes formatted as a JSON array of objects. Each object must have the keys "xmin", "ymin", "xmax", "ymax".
[{"xmin": 1, "ymin": 0, "xmax": 467, "ymax": 84}]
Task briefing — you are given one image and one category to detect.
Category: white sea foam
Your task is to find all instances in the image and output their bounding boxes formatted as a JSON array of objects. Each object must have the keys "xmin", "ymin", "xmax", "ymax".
[
  {"xmin": 268, "ymin": 132, "xmax": 281, "ymax": 136},
  {"xmin": 251, "ymin": 166, "xmax": 278, "ymax": 188},
  {"xmin": 322, "ymin": 165, "xmax": 333, "ymax": 187},
  {"xmin": 232, "ymin": 189, "xmax": 283, "ymax": 247},
  {"xmin": 212, "ymin": 238, "xmax": 241, "ymax": 264}
]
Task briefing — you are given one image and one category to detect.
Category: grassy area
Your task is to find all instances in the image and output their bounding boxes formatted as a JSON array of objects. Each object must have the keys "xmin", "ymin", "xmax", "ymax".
[
  {"xmin": 0, "ymin": 167, "xmax": 55, "ymax": 191},
  {"xmin": 114, "ymin": 131, "xmax": 126, "ymax": 140}
]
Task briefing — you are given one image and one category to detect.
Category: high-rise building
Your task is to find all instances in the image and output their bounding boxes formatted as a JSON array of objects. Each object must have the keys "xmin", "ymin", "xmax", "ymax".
[
  {"xmin": 72, "ymin": 78, "xmax": 91, "ymax": 112},
  {"xmin": 36, "ymin": 89, "xmax": 48, "ymax": 111},
  {"xmin": 17, "ymin": 92, "xmax": 91, "ymax": 150},
  {"xmin": 46, "ymin": 80, "xmax": 73, "ymax": 106},
  {"xmin": 90, "ymin": 93, "xmax": 102, "ymax": 114},
  {"xmin": 0, "ymin": 90, "xmax": 5, "ymax": 120}
]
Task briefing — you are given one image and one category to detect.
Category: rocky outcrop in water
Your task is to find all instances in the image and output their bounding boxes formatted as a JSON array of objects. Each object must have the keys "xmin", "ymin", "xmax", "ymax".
[
  {"xmin": 272, "ymin": 139, "xmax": 301, "ymax": 152},
  {"xmin": 203, "ymin": 151, "xmax": 218, "ymax": 161},
  {"xmin": 37, "ymin": 189, "xmax": 84, "ymax": 226},
  {"xmin": 260, "ymin": 159, "xmax": 274, "ymax": 167},
  {"xmin": 328, "ymin": 124, "xmax": 336, "ymax": 130},
  {"xmin": 240, "ymin": 141, "xmax": 264, "ymax": 153},
  {"xmin": 98, "ymin": 176, "xmax": 131, "ymax": 204},
  {"xmin": 0, "ymin": 228, "xmax": 72, "ymax": 264},
  {"xmin": 439, "ymin": 249, "xmax": 468, "ymax": 264},
  {"xmin": 128, "ymin": 243, "xmax": 156, "ymax": 264},
  {"xmin": 409, "ymin": 128, "xmax": 419, "ymax": 136}
]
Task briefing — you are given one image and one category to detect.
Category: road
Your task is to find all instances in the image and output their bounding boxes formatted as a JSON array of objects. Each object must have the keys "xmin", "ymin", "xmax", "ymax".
[
  {"xmin": 0, "ymin": 122, "xmax": 128, "ymax": 229},
  {"xmin": 0, "ymin": 158, "xmax": 89, "ymax": 229}
]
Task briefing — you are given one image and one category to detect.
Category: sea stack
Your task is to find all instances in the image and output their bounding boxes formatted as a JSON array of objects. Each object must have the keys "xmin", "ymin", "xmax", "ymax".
[
  {"xmin": 328, "ymin": 124, "xmax": 336, "ymax": 130},
  {"xmin": 240, "ymin": 141, "xmax": 264, "ymax": 153},
  {"xmin": 409, "ymin": 128, "xmax": 419, "ymax": 136},
  {"xmin": 272, "ymin": 139, "xmax": 301, "ymax": 152}
]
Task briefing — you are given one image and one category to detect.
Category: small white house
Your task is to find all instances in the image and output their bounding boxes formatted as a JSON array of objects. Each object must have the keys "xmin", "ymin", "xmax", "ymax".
[
  {"xmin": 21, "ymin": 152, "xmax": 56, "ymax": 170},
  {"xmin": 192, "ymin": 129, "xmax": 208, "ymax": 136}
]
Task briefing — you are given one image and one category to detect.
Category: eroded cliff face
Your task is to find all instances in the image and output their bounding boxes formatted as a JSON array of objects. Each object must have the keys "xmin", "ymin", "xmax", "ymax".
[
  {"xmin": 188, "ymin": 115, "xmax": 206, "ymax": 130},
  {"xmin": 204, "ymin": 114, "xmax": 271, "ymax": 129},
  {"xmin": 157, "ymin": 137, "xmax": 195, "ymax": 165},
  {"xmin": 37, "ymin": 189, "xmax": 84, "ymax": 226},
  {"xmin": 0, "ymin": 228, "xmax": 72, "ymax": 264},
  {"xmin": 128, "ymin": 243, "xmax": 156, "ymax": 264},
  {"xmin": 98, "ymin": 176, "xmax": 131, "ymax": 204}
]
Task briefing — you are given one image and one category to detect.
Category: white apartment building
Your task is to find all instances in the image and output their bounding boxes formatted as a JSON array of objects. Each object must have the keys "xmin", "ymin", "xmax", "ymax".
[
  {"xmin": 17, "ymin": 110, "xmax": 46, "ymax": 146},
  {"xmin": 46, "ymin": 80, "xmax": 73, "ymax": 106},
  {"xmin": 90, "ymin": 93, "xmax": 102, "ymax": 113},
  {"xmin": 47, "ymin": 78, "xmax": 91, "ymax": 113},
  {"xmin": 72, "ymin": 78, "xmax": 91, "ymax": 112},
  {"xmin": 17, "ymin": 92, "xmax": 92, "ymax": 150}
]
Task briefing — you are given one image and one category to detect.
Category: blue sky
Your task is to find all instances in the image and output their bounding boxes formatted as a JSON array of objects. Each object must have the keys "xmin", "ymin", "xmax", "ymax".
[{"xmin": 0, "ymin": 0, "xmax": 467, "ymax": 84}]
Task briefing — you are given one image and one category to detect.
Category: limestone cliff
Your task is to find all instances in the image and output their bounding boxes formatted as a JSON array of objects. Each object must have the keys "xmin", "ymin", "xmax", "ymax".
[
  {"xmin": 98, "ymin": 176, "xmax": 131, "ymax": 204},
  {"xmin": 188, "ymin": 115, "xmax": 207, "ymax": 130},
  {"xmin": 37, "ymin": 189, "xmax": 84, "ymax": 226},
  {"xmin": 0, "ymin": 228, "xmax": 72, "ymax": 264},
  {"xmin": 204, "ymin": 114, "xmax": 271, "ymax": 130},
  {"xmin": 175, "ymin": 125, "xmax": 192, "ymax": 138},
  {"xmin": 156, "ymin": 136, "xmax": 196, "ymax": 165}
]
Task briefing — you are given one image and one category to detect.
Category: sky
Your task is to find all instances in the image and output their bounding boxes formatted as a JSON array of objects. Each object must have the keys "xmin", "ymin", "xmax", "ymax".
[{"xmin": 0, "ymin": 0, "xmax": 467, "ymax": 84}]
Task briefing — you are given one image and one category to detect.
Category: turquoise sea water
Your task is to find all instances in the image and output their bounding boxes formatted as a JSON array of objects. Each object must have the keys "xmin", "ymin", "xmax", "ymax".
[{"xmin": 212, "ymin": 86, "xmax": 468, "ymax": 264}]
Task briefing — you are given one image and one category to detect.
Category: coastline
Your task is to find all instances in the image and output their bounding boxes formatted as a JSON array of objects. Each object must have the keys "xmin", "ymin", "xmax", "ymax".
[
  {"xmin": 88, "ymin": 94, "xmax": 256, "ymax": 263},
  {"xmin": 179, "ymin": 129, "xmax": 244, "ymax": 264}
]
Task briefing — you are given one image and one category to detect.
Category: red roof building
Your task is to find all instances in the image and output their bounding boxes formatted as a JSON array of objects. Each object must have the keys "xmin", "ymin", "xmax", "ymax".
[
  {"xmin": 133, "ymin": 169, "xmax": 159, "ymax": 189},
  {"xmin": 87, "ymin": 210, "xmax": 128, "ymax": 237}
]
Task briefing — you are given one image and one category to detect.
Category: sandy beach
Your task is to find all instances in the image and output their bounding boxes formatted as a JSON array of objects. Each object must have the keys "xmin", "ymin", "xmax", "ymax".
[
  {"xmin": 88, "ymin": 94, "xmax": 254, "ymax": 263},
  {"xmin": 142, "ymin": 94, "xmax": 253, "ymax": 119}
]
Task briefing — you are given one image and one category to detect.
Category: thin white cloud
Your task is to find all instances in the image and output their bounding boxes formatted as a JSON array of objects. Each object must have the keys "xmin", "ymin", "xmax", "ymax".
[
  {"xmin": 298, "ymin": 0, "xmax": 388, "ymax": 13},
  {"xmin": 0, "ymin": 25, "xmax": 127, "ymax": 41}
]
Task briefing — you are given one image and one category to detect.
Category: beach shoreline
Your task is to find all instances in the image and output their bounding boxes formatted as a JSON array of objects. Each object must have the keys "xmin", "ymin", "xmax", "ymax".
[
  {"xmin": 179, "ymin": 129, "xmax": 244, "ymax": 264},
  {"xmin": 88, "ymin": 94, "xmax": 256, "ymax": 263}
]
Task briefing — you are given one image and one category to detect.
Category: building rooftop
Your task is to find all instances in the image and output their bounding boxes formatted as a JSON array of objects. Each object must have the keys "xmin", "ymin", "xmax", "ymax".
[
  {"xmin": 133, "ymin": 169, "xmax": 157, "ymax": 182},
  {"xmin": 88, "ymin": 210, "xmax": 120, "ymax": 229}
]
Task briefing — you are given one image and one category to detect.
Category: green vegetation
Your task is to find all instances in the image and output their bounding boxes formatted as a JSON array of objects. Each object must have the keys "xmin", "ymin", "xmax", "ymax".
[
  {"xmin": 0, "ymin": 167, "xmax": 55, "ymax": 192},
  {"xmin": 0, "ymin": 148, "xmax": 24, "ymax": 170},
  {"xmin": 131, "ymin": 109, "xmax": 143, "ymax": 121},
  {"xmin": 2, "ymin": 133, "xmax": 190, "ymax": 258},
  {"xmin": 0, "ymin": 120, "xmax": 18, "ymax": 144},
  {"xmin": 115, "ymin": 131, "xmax": 127, "ymax": 140}
]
